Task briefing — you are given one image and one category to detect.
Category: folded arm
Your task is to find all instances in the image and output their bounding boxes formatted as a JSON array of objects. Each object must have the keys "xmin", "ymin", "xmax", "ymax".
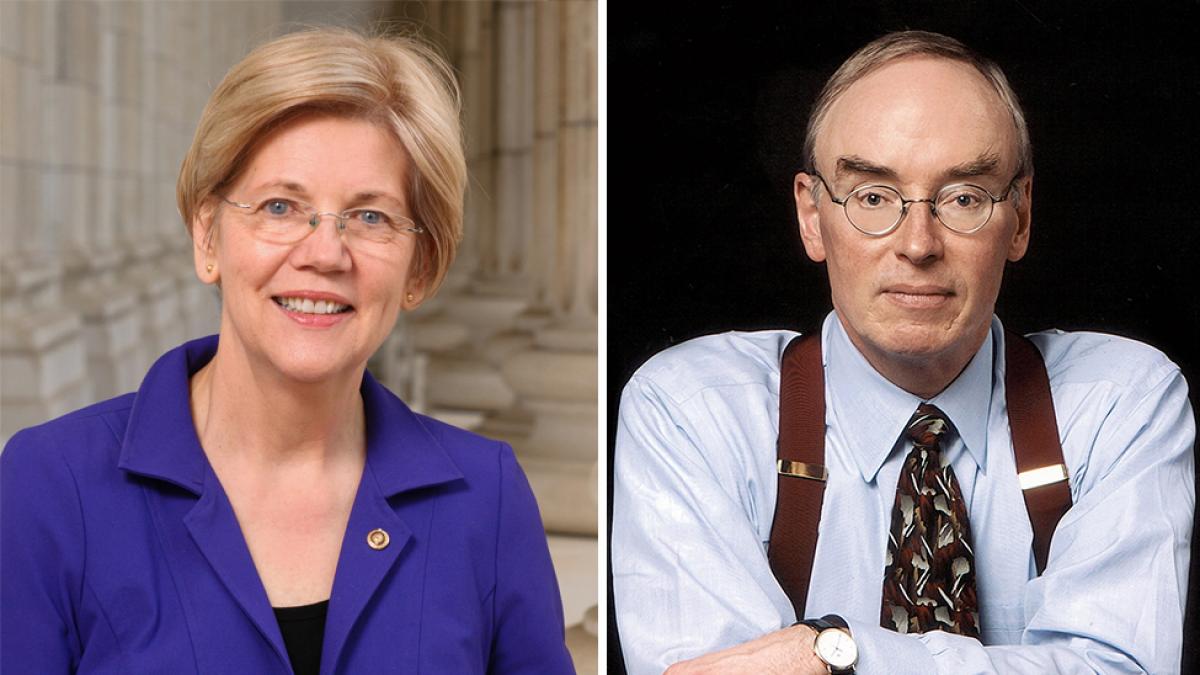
[{"xmin": 612, "ymin": 365, "xmax": 1194, "ymax": 674}]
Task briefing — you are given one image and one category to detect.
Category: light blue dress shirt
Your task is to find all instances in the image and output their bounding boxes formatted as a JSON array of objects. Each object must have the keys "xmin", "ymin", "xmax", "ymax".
[{"xmin": 612, "ymin": 312, "xmax": 1194, "ymax": 674}]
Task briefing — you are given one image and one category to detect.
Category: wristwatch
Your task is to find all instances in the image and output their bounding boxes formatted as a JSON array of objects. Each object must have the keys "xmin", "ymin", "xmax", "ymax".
[{"xmin": 799, "ymin": 614, "xmax": 857, "ymax": 674}]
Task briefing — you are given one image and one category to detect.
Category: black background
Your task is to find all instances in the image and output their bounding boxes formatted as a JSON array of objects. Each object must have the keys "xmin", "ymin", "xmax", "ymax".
[{"xmin": 607, "ymin": 2, "xmax": 1200, "ymax": 672}]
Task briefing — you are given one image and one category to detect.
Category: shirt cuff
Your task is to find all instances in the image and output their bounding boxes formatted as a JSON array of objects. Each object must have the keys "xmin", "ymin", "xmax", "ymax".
[{"xmin": 844, "ymin": 617, "xmax": 937, "ymax": 675}]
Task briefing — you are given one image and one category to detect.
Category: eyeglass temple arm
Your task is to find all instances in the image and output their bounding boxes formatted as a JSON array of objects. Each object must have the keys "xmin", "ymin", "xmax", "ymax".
[
  {"xmin": 808, "ymin": 172, "xmax": 848, "ymax": 205},
  {"xmin": 220, "ymin": 196, "xmax": 254, "ymax": 210}
]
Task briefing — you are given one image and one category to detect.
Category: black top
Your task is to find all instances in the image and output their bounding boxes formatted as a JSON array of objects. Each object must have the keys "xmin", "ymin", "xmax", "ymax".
[{"xmin": 273, "ymin": 599, "xmax": 329, "ymax": 675}]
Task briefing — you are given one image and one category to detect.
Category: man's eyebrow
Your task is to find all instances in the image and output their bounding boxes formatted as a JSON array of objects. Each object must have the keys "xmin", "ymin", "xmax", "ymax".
[
  {"xmin": 833, "ymin": 154, "xmax": 1005, "ymax": 183},
  {"xmin": 834, "ymin": 156, "xmax": 899, "ymax": 181},
  {"xmin": 942, "ymin": 153, "xmax": 1002, "ymax": 180}
]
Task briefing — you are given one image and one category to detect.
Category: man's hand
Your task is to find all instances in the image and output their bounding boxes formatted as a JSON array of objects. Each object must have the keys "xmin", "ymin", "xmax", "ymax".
[{"xmin": 663, "ymin": 624, "xmax": 827, "ymax": 674}]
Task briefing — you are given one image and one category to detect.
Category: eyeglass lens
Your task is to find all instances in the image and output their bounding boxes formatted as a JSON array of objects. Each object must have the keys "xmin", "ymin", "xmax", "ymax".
[
  {"xmin": 243, "ymin": 198, "xmax": 415, "ymax": 246},
  {"xmin": 844, "ymin": 184, "xmax": 995, "ymax": 234}
]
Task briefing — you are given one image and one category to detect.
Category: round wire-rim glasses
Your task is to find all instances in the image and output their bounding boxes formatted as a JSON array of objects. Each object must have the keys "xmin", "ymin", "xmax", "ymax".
[
  {"xmin": 220, "ymin": 195, "xmax": 424, "ymax": 246},
  {"xmin": 811, "ymin": 173, "xmax": 1020, "ymax": 236}
]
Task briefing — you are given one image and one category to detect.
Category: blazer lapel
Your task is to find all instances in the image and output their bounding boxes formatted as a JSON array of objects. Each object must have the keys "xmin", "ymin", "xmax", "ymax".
[
  {"xmin": 184, "ymin": 467, "xmax": 291, "ymax": 671},
  {"xmin": 119, "ymin": 336, "xmax": 290, "ymax": 670},
  {"xmin": 318, "ymin": 373, "xmax": 465, "ymax": 672},
  {"xmin": 319, "ymin": 467, "xmax": 413, "ymax": 674}
]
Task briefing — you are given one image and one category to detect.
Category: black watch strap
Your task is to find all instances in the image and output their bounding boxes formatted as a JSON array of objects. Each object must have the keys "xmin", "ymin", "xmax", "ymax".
[{"xmin": 799, "ymin": 613, "xmax": 850, "ymax": 632}]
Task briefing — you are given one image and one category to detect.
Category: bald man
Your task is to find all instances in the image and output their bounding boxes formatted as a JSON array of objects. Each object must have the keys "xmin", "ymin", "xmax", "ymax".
[{"xmin": 613, "ymin": 31, "xmax": 1193, "ymax": 675}]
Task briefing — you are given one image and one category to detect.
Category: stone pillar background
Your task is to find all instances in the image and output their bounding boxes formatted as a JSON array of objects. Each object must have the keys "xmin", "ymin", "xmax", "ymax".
[
  {"xmin": 0, "ymin": 1, "xmax": 597, "ymax": 671},
  {"xmin": 391, "ymin": 5, "xmax": 600, "ymax": 667}
]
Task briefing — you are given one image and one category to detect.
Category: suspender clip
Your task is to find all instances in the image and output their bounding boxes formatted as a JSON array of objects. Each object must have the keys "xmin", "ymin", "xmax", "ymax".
[
  {"xmin": 1018, "ymin": 463, "xmax": 1068, "ymax": 490},
  {"xmin": 777, "ymin": 459, "xmax": 828, "ymax": 482}
]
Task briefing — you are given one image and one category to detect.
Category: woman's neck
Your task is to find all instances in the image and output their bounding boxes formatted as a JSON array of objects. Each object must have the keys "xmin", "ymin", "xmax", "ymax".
[{"xmin": 189, "ymin": 340, "xmax": 366, "ymax": 469}]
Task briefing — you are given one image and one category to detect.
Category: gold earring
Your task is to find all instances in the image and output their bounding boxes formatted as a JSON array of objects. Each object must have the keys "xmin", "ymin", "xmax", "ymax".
[
  {"xmin": 206, "ymin": 264, "xmax": 214, "ymax": 272},
  {"xmin": 405, "ymin": 292, "xmax": 415, "ymax": 303}
]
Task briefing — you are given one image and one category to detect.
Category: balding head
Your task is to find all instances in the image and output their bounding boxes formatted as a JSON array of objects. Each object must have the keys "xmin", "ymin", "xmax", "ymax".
[{"xmin": 803, "ymin": 31, "xmax": 1032, "ymax": 182}]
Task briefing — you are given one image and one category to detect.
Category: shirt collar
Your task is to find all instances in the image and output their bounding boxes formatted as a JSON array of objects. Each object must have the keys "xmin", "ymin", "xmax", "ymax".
[
  {"xmin": 823, "ymin": 311, "xmax": 995, "ymax": 483},
  {"xmin": 118, "ymin": 335, "xmax": 463, "ymax": 496}
]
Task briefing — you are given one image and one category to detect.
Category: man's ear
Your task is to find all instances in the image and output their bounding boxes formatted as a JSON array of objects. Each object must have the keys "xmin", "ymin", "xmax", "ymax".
[
  {"xmin": 1007, "ymin": 175, "xmax": 1033, "ymax": 262},
  {"xmin": 191, "ymin": 199, "xmax": 220, "ymax": 285},
  {"xmin": 794, "ymin": 172, "xmax": 827, "ymax": 262}
]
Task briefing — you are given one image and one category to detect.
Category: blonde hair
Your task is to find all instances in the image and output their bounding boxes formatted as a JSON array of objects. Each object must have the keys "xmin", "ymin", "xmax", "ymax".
[
  {"xmin": 804, "ymin": 31, "xmax": 1032, "ymax": 182},
  {"xmin": 177, "ymin": 27, "xmax": 466, "ymax": 294}
]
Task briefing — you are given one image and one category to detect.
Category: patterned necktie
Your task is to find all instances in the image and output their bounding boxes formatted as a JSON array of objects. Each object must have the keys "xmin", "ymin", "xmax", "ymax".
[{"xmin": 880, "ymin": 404, "xmax": 980, "ymax": 637}]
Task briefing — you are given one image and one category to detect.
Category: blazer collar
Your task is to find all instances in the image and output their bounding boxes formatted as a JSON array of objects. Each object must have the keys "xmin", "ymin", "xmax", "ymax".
[{"xmin": 118, "ymin": 335, "xmax": 464, "ymax": 496}]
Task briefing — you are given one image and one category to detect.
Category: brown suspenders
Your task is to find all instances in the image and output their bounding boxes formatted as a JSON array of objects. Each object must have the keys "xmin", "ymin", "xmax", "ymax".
[{"xmin": 767, "ymin": 329, "xmax": 1073, "ymax": 618}]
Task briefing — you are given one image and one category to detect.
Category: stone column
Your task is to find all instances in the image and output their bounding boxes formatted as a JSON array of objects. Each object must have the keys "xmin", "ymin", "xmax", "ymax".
[
  {"xmin": 138, "ymin": 2, "xmax": 184, "ymax": 357},
  {"xmin": 1, "ymin": 0, "xmax": 58, "ymax": 288},
  {"xmin": 493, "ymin": 0, "xmax": 597, "ymax": 535},
  {"xmin": 0, "ymin": 1, "xmax": 91, "ymax": 445},
  {"xmin": 490, "ymin": 0, "xmax": 599, "ymax": 649},
  {"xmin": 530, "ymin": 0, "xmax": 559, "ymax": 315},
  {"xmin": 557, "ymin": 0, "xmax": 598, "ymax": 323},
  {"xmin": 453, "ymin": 0, "xmax": 484, "ymax": 279},
  {"xmin": 110, "ymin": 1, "xmax": 173, "ymax": 377},
  {"xmin": 466, "ymin": 0, "xmax": 497, "ymax": 285},
  {"xmin": 446, "ymin": 0, "xmax": 541, "ymax": 428},
  {"xmin": 482, "ymin": 0, "xmax": 534, "ymax": 289},
  {"xmin": 394, "ymin": 0, "xmax": 477, "ymax": 419},
  {"xmin": 0, "ymin": 311, "xmax": 92, "ymax": 445},
  {"xmin": 410, "ymin": 1, "xmax": 529, "ymax": 430},
  {"xmin": 65, "ymin": 1, "xmax": 159, "ymax": 400}
]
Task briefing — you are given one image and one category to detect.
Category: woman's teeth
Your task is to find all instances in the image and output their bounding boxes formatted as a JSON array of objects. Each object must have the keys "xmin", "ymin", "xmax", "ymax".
[{"xmin": 274, "ymin": 297, "xmax": 350, "ymax": 314}]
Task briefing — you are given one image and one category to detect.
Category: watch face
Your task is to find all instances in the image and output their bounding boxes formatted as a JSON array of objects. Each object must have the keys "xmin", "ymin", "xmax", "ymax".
[{"xmin": 815, "ymin": 628, "xmax": 858, "ymax": 669}]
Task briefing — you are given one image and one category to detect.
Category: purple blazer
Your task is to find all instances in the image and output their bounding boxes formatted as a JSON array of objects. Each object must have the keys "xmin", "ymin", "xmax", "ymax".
[{"xmin": 1, "ymin": 336, "xmax": 575, "ymax": 674}]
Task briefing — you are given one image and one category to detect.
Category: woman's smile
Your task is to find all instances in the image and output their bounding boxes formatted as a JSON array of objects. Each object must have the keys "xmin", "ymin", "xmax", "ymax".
[{"xmin": 271, "ymin": 291, "xmax": 356, "ymax": 328}]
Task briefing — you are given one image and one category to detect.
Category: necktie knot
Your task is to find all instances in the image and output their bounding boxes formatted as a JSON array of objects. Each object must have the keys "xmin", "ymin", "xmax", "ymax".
[{"xmin": 906, "ymin": 403, "xmax": 951, "ymax": 449}]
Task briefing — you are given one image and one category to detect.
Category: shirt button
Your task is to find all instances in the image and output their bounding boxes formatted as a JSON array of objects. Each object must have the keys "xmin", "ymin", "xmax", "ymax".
[{"xmin": 367, "ymin": 528, "xmax": 390, "ymax": 550}]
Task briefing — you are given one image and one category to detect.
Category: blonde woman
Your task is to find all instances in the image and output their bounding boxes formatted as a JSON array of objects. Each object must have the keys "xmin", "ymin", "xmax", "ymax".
[{"xmin": 1, "ymin": 28, "xmax": 574, "ymax": 674}]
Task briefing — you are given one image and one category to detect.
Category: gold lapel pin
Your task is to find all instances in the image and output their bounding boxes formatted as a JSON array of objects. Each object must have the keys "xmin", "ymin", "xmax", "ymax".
[{"xmin": 366, "ymin": 528, "xmax": 390, "ymax": 550}]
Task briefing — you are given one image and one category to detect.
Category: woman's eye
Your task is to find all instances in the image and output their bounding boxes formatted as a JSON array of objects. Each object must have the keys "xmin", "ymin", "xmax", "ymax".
[
  {"xmin": 264, "ymin": 200, "xmax": 291, "ymax": 216},
  {"xmin": 354, "ymin": 210, "xmax": 389, "ymax": 227}
]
